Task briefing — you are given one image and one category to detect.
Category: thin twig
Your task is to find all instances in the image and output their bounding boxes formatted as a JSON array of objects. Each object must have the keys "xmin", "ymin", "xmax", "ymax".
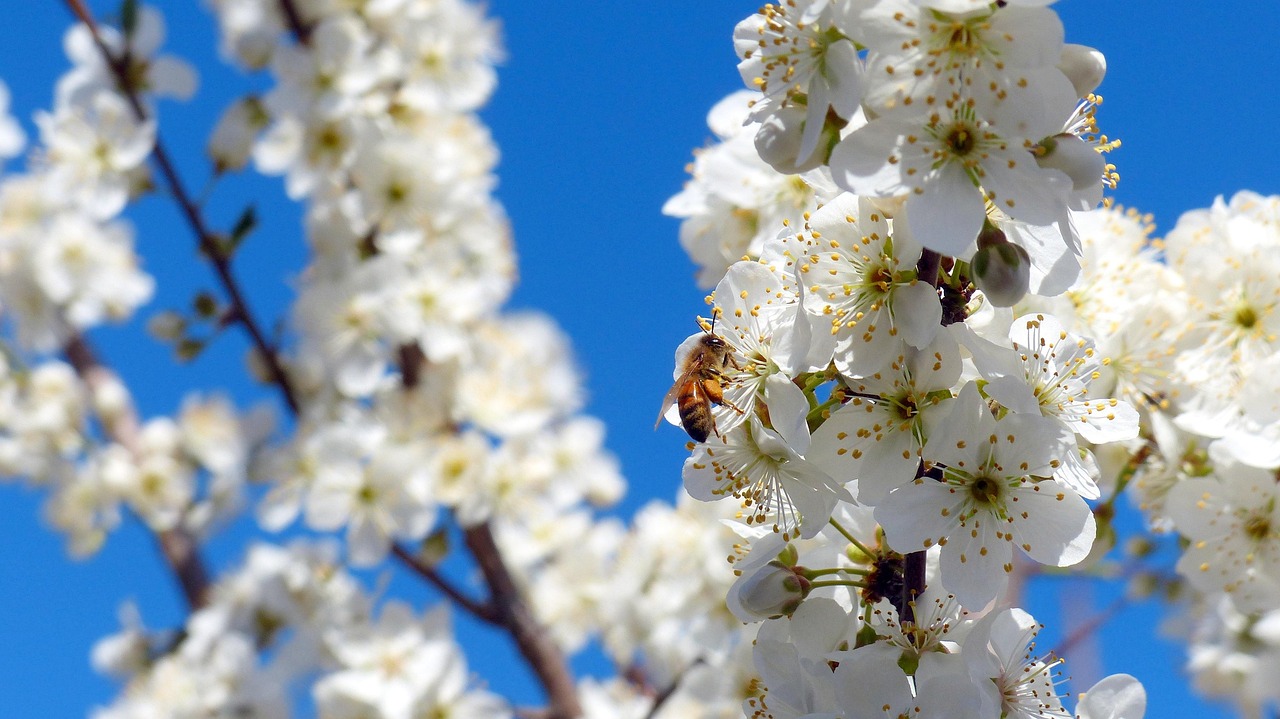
[
  {"xmin": 465, "ymin": 523, "xmax": 582, "ymax": 719},
  {"xmin": 61, "ymin": 0, "xmax": 301, "ymax": 416},
  {"xmin": 1051, "ymin": 592, "xmax": 1129, "ymax": 658},
  {"xmin": 642, "ymin": 658, "xmax": 705, "ymax": 719},
  {"xmin": 390, "ymin": 543, "xmax": 498, "ymax": 624},
  {"xmin": 64, "ymin": 333, "xmax": 212, "ymax": 610}
]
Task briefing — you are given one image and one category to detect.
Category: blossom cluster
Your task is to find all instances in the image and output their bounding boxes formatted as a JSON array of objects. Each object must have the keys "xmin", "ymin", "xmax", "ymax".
[
  {"xmin": 92, "ymin": 541, "xmax": 508, "ymax": 719},
  {"xmin": 1079, "ymin": 192, "xmax": 1280, "ymax": 717},
  {"xmin": 0, "ymin": 2, "xmax": 629, "ymax": 717},
  {"xmin": 0, "ymin": 10, "xmax": 260, "ymax": 555},
  {"xmin": 202, "ymin": 5, "xmax": 633, "ymax": 677},
  {"xmin": 4, "ymin": 0, "xmax": 1276, "ymax": 717},
  {"xmin": 661, "ymin": 1, "xmax": 1152, "ymax": 716}
]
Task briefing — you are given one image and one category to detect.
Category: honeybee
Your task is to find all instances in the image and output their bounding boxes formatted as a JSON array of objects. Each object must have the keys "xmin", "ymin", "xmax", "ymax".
[{"xmin": 656, "ymin": 320, "xmax": 743, "ymax": 443}]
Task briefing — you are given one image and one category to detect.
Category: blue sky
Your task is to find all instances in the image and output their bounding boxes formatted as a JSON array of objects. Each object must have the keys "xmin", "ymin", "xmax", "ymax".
[{"xmin": 1, "ymin": 1, "xmax": 1278, "ymax": 716}]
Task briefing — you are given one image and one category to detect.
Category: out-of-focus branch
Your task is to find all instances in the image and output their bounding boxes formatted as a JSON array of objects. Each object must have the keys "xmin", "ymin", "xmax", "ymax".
[
  {"xmin": 63, "ymin": 334, "xmax": 212, "ymax": 610},
  {"xmin": 1051, "ymin": 592, "xmax": 1129, "ymax": 658},
  {"xmin": 465, "ymin": 523, "xmax": 582, "ymax": 719},
  {"xmin": 276, "ymin": 0, "xmax": 313, "ymax": 44},
  {"xmin": 61, "ymin": 0, "xmax": 301, "ymax": 416},
  {"xmin": 63, "ymin": 4, "xmax": 581, "ymax": 716},
  {"xmin": 642, "ymin": 658, "xmax": 704, "ymax": 719},
  {"xmin": 390, "ymin": 543, "xmax": 498, "ymax": 624}
]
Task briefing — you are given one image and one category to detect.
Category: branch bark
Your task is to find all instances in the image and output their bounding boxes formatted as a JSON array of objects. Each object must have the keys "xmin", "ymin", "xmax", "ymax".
[
  {"xmin": 900, "ymin": 248, "xmax": 944, "ymax": 625},
  {"xmin": 390, "ymin": 543, "xmax": 498, "ymax": 624},
  {"xmin": 465, "ymin": 523, "xmax": 582, "ymax": 719},
  {"xmin": 63, "ymin": 334, "xmax": 212, "ymax": 610},
  {"xmin": 276, "ymin": 0, "xmax": 313, "ymax": 44}
]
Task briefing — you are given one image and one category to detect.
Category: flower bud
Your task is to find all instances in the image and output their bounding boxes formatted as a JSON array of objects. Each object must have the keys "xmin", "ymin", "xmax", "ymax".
[
  {"xmin": 754, "ymin": 105, "xmax": 831, "ymax": 174},
  {"xmin": 728, "ymin": 560, "xmax": 812, "ymax": 621},
  {"xmin": 1058, "ymin": 44, "xmax": 1107, "ymax": 98},
  {"xmin": 1036, "ymin": 134, "xmax": 1104, "ymax": 192},
  {"xmin": 971, "ymin": 228, "xmax": 1031, "ymax": 307},
  {"xmin": 147, "ymin": 310, "xmax": 186, "ymax": 341},
  {"xmin": 208, "ymin": 96, "xmax": 268, "ymax": 174},
  {"xmin": 91, "ymin": 373, "xmax": 132, "ymax": 427}
]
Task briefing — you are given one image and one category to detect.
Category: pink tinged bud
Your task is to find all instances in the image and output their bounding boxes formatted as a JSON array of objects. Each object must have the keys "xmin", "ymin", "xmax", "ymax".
[
  {"xmin": 1036, "ymin": 134, "xmax": 1105, "ymax": 192},
  {"xmin": 1058, "ymin": 44, "xmax": 1107, "ymax": 98},
  {"xmin": 972, "ymin": 237, "xmax": 1031, "ymax": 308},
  {"xmin": 736, "ymin": 560, "xmax": 812, "ymax": 620},
  {"xmin": 754, "ymin": 105, "xmax": 830, "ymax": 174}
]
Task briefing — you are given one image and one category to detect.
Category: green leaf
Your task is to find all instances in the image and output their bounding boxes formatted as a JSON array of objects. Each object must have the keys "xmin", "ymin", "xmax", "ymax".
[
  {"xmin": 227, "ymin": 205, "xmax": 257, "ymax": 253},
  {"xmin": 418, "ymin": 529, "xmax": 450, "ymax": 566},
  {"xmin": 120, "ymin": 0, "xmax": 138, "ymax": 40},
  {"xmin": 175, "ymin": 337, "xmax": 207, "ymax": 363},
  {"xmin": 192, "ymin": 291, "xmax": 220, "ymax": 320}
]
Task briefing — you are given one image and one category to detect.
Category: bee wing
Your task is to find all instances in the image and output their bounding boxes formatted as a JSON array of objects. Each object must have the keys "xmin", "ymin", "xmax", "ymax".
[{"xmin": 655, "ymin": 370, "xmax": 696, "ymax": 429}]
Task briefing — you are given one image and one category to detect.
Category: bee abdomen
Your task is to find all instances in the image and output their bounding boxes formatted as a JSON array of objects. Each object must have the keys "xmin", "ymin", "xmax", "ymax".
[{"xmin": 679, "ymin": 394, "xmax": 713, "ymax": 443}]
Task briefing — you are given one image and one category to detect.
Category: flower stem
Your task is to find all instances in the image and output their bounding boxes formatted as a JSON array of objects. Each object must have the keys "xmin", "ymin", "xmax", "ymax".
[
  {"xmin": 829, "ymin": 517, "xmax": 874, "ymax": 557},
  {"xmin": 803, "ymin": 566, "xmax": 870, "ymax": 579},
  {"xmin": 809, "ymin": 579, "xmax": 868, "ymax": 590}
]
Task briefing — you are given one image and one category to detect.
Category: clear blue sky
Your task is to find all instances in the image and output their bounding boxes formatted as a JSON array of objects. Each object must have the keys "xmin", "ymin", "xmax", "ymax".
[{"xmin": 1, "ymin": 2, "xmax": 1277, "ymax": 716}]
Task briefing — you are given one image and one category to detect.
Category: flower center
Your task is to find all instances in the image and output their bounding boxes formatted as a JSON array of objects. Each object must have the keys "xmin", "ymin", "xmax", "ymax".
[
  {"xmin": 969, "ymin": 475, "xmax": 1002, "ymax": 506},
  {"xmin": 1244, "ymin": 513, "xmax": 1272, "ymax": 541},
  {"xmin": 945, "ymin": 126, "xmax": 976, "ymax": 156},
  {"xmin": 868, "ymin": 265, "xmax": 895, "ymax": 291},
  {"xmin": 1234, "ymin": 303, "xmax": 1258, "ymax": 330},
  {"xmin": 945, "ymin": 23, "xmax": 979, "ymax": 55},
  {"xmin": 893, "ymin": 395, "xmax": 918, "ymax": 422}
]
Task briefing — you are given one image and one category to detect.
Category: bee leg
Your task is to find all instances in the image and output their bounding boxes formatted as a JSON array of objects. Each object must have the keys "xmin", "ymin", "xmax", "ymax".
[
  {"xmin": 702, "ymin": 377, "xmax": 746, "ymax": 418},
  {"xmin": 710, "ymin": 419, "xmax": 726, "ymax": 441}
]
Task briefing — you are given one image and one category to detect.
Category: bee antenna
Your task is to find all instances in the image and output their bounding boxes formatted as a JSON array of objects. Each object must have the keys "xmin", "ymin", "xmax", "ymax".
[{"xmin": 709, "ymin": 312, "xmax": 717, "ymax": 336}]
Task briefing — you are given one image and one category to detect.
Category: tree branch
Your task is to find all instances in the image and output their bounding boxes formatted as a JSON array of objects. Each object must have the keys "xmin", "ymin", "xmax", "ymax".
[
  {"xmin": 63, "ymin": 333, "xmax": 212, "ymax": 610},
  {"xmin": 276, "ymin": 0, "xmax": 313, "ymax": 44},
  {"xmin": 465, "ymin": 523, "xmax": 582, "ymax": 719},
  {"xmin": 63, "ymin": 4, "xmax": 580, "ymax": 716},
  {"xmin": 390, "ymin": 543, "xmax": 498, "ymax": 624},
  {"xmin": 1051, "ymin": 592, "xmax": 1129, "ymax": 658},
  {"xmin": 900, "ymin": 248, "xmax": 944, "ymax": 625},
  {"xmin": 61, "ymin": 0, "xmax": 301, "ymax": 416},
  {"xmin": 642, "ymin": 658, "xmax": 704, "ymax": 719}
]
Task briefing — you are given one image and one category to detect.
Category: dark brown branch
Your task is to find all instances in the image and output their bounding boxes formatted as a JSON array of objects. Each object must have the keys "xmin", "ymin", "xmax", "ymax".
[
  {"xmin": 61, "ymin": 0, "xmax": 301, "ymax": 416},
  {"xmin": 465, "ymin": 523, "xmax": 582, "ymax": 719},
  {"xmin": 397, "ymin": 343, "xmax": 426, "ymax": 390},
  {"xmin": 915, "ymin": 248, "xmax": 942, "ymax": 288},
  {"xmin": 900, "ymin": 248, "xmax": 944, "ymax": 625},
  {"xmin": 64, "ymin": 334, "xmax": 212, "ymax": 610},
  {"xmin": 276, "ymin": 0, "xmax": 313, "ymax": 44},
  {"xmin": 390, "ymin": 543, "xmax": 498, "ymax": 624}
]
